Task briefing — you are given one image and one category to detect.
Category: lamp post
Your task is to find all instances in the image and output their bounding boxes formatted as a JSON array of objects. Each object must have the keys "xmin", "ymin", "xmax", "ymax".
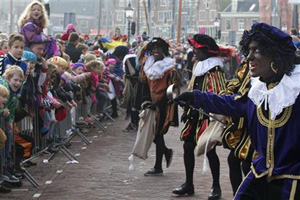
[
  {"xmin": 125, "ymin": 3, "xmax": 134, "ymax": 43},
  {"xmin": 214, "ymin": 18, "xmax": 220, "ymax": 42}
]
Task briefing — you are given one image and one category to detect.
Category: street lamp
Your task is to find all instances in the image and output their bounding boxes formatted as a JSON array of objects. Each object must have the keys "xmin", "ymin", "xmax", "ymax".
[
  {"xmin": 214, "ymin": 18, "xmax": 220, "ymax": 42},
  {"xmin": 125, "ymin": 3, "xmax": 134, "ymax": 43}
]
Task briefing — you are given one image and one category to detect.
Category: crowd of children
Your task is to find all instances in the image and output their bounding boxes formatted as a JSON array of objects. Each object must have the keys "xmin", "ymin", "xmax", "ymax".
[{"xmin": 0, "ymin": 1, "xmax": 130, "ymax": 193}]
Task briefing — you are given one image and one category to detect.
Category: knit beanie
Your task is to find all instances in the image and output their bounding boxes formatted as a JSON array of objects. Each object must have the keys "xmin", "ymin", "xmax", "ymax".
[{"xmin": 22, "ymin": 50, "xmax": 37, "ymax": 62}]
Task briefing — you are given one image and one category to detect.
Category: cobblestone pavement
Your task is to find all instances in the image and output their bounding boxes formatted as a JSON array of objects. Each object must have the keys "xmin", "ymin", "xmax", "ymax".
[{"xmin": 0, "ymin": 108, "xmax": 235, "ymax": 200}]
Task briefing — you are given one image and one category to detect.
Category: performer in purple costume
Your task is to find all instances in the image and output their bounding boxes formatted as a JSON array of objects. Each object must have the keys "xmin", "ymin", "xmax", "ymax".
[{"xmin": 176, "ymin": 23, "xmax": 300, "ymax": 199}]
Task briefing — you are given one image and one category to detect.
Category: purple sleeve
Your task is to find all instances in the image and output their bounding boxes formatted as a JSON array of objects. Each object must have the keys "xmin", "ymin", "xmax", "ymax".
[
  {"xmin": 193, "ymin": 89, "xmax": 247, "ymax": 118},
  {"xmin": 20, "ymin": 23, "xmax": 46, "ymax": 45}
]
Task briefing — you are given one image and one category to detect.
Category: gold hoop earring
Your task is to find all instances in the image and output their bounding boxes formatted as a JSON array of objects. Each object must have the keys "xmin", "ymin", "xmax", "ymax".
[{"xmin": 270, "ymin": 62, "xmax": 278, "ymax": 74}]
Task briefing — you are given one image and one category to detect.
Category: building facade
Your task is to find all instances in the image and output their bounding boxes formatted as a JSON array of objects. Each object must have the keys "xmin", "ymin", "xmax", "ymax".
[{"xmin": 219, "ymin": 0, "xmax": 259, "ymax": 45}]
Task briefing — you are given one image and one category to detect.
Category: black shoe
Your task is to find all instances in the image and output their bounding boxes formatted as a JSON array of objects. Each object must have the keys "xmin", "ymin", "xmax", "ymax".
[
  {"xmin": 27, "ymin": 160, "xmax": 37, "ymax": 166},
  {"xmin": 111, "ymin": 112, "xmax": 118, "ymax": 118},
  {"xmin": 165, "ymin": 149, "xmax": 173, "ymax": 168},
  {"xmin": 0, "ymin": 183, "xmax": 11, "ymax": 193},
  {"xmin": 11, "ymin": 171, "xmax": 23, "ymax": 180},
  {"xmin": 23, "ymin": 161, "xmax": 37, "ymax": 168},
  {"xmin": 15, "ymin": 165, "xmax": 26, "ymax": 173},
  {"xmin": 48, "ymin": 145, "xmax": 59, "ymax": 153},
  {"xmin": 172, "ymin": 183, "xmax": 194, "ymax": 196},
  {"xmin": 208, "ymin": 186, "xmax": 222, "ymax": 200},
  {"xmin": 123, "ymin": 123, "xmax": 137, "ymax": 132},
  {"xmin": 2, "ymin": 169, "xmax": 19, "ymax": 183},
  {"xmin": 3, "ymin": 180, "xmax": 23, "ymax": 188},
  {"xmin": 144, "ymin": 169, "xmax": 163, "ymax": 176},
  {"xmin": 64, "ymin": 141, "xmax": 72, "ymax": 148}
]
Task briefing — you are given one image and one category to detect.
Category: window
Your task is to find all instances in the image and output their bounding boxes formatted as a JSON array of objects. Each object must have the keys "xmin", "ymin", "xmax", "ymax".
[
  {"xmin": 158, "ymin": 11, "xmax": 172, "ymax": 23},
  {"xmin": 209, "ymin": 10, "xmax": 216, "ymax": 21},
  {"xmin": 161, "ymin": 0, "xmax": 169, "ymax": 6},
  {"xmin": 116, "ymin": 11, "xmax": 124, "ymax": 22},
  {"xmin": 204, "ymin": 0, "xmax": 211, "ymax": 9},
  {"xmin": 59, "ymin": 19, "xmax": 64, "ymax": 26},
  {"xmin": 158, "ymin": 11, "xmax": 164, "ymax": 21},
  {"xmin": 165, "ymin": 11, "xmax": 172, "ymax": 21},
  {"xmin": 139, "ymin": 10, "xmax": 145, "ymax": 19},
  {"xmin": 118, "ymin": 0, "xmax": 125, "ymax": 7},
  {"xmin": 222, "ymin": 35, "xmax": 229, "ymax": 44},
  {"xmin": 252, "ymin": 19, "xmax": 258, "ymax": 25},
  {"xmin": 238, "ymin": 19, "xmax": 245, "ymax": 31},
  {"xmin": 151, "ymin": 11, "xmax": 154, "ymax": 21},
  {"xmin": 225, "ymin": 19, "xmax": 231, "ymax": 31},
  {"xmin": 199, "ymin": 10, "xmax": 206, "ymax": 21},
  {"xmin": 80, "ymin": 20, "xmax": 88, "ymax": 29}
]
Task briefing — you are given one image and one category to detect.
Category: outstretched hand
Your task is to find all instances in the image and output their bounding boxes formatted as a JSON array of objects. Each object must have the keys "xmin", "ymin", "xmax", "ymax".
[{"xmin": 174, "ymin": 91, "xmax": 194, "ymax": 107}]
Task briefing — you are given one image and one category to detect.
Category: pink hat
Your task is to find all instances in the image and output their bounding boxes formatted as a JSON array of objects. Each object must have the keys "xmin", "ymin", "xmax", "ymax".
[{"xmin": 105, "ymin": 58, "xmax": 117, "ymax": 66}]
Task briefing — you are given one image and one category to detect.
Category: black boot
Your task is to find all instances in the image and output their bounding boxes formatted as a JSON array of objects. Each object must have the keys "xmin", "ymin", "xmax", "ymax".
[
  {"xmin": 0, "ymin": 182, "xmax": 11, "ymax": 193},
  {"xmin": 165, "ymin": 149, "xmax": 173, "ymax": 168},
  {"xmin": 111, "ymin": 98, "xmax": 118, "ymax": 118},
  {"xmin": 208, "ymin": 186, "xmax": 222, "ymax": 200},
  {"xmin": 172, "ymin": 183, "xmax": 194, "ymax": 196},
  {"xmin": 47, "ymin": 139, "xmax": 59, "ymax": 153}
]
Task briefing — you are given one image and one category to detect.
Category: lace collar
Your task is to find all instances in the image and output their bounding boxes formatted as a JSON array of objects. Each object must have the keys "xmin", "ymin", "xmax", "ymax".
[
  {"xmin": 193, "ymin": 57, "xmax": 223, "ymax": 76},
  {"xmin": 143, "ymin": 55, "xmax": 174, "ymax": 80},
  {"xmin": 248, "ymin": 65, "xmax": 300, "ymax": 120}
]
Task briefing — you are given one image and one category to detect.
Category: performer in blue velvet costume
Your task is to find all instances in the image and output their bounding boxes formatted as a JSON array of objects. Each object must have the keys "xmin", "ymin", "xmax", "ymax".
[{"xmin": 176, "ymin": 23, "xmax": 300, "ymax": 199}]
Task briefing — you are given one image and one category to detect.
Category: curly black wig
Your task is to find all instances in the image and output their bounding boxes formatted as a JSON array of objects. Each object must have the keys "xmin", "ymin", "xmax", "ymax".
[
  {"xmin": 146, "ymin": 37, "xmax": 170, "ymax": 56},
  {"xmin": 239, "ymin": 23, "xmax": 297, "ymax": 76}
]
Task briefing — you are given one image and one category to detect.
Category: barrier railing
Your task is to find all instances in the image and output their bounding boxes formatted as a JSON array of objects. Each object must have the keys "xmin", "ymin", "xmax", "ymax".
[{"xmin": 2, "ymin": 93, "xmax": 116, "ymax": 189}]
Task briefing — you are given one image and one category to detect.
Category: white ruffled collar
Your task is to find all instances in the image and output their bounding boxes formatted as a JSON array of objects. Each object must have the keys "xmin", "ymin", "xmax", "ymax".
[
  {"xmin": 248, "ymin": 65, "xmax": 300, "ymax": 120},
  {"xmin": 143, "ymin": 56, "xmax": 174, "ymax": 80},
  {"xmin": 193, "ymin": 57, "xmax": 223, "ymax": 76}
]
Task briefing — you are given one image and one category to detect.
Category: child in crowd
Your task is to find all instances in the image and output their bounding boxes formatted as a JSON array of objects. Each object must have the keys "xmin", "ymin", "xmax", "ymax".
[
  {"xmin": 76, "ymin": 43, "xmax": 89, "ymax": 56},
  {"xmin": 17, "ymin": 50, "xmax": 37, "ymax": 119},
  {"xmin": 81, "ymin": 53, "xmax": 96, "ymax": 64},
  {"xmin": 71, "ymin": 62, "xmax": 91, "ymax": 83},
  {"xmin": 103, "ymin": 58, "xmax": 120, "ymax": 118},
  {"xmin": 76, "ymin": 44, "xmax": 89, "ymax": 65},
  {"xmin": 0, "ymin": 33, "xmax": 27, "ymax": 76},
  {"xmin": 0, "ymin": 39, "xmax": 8, "ymax": 55},
  {"xmin": 18, "ymin": 1, "xmax": 49, "ymax": 47},
  {"xmin": 0, "ymin": 85, "xmax": 11, "ymax": 193},
  {"xmin": 22, "ymin": 50, "xmax": 37, "ymax": 80},
  {"xmin": 60, "ymin": 23, "xmax": 76, "ymax": 41},
  {"xmin": 48, "ymin": 56, "xmax": 77, "ymax": 108},
  {"xmin": 83, "ymin": 60, "xmax": 105, "ymax": 123},
  {"xmin": 0, "ymin": 65, "xmax": 24, "ymax": 184},
  {"xmin": 57, "ymin": 39, "xmax": 70, "ymax": 63}
]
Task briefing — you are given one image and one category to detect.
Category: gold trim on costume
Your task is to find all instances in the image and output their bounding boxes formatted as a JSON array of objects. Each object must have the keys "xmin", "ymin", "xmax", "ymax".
[
  {"xmin": 233, "ymin": 170, "xmax": 253, "ymax": 200},
  {"xmin": 251, "ymin": 165, "xmax": 269, "ymax": 178},
  {"xmin": 289, "ymin": 180, "xmax": 297, "ymax": 200},
  {"xmin": 237, "ymin": 136, "xmax": 251, "ymax": 160},
  {"xmin": 255, "ymin": 106, "xmax": 293, "ymax": 180}
]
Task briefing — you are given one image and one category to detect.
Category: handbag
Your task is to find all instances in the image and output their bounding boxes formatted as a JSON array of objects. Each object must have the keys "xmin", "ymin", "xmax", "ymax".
[
  {"xmin": 195, "ymin": 114, "xmax": 224, "ymax": 157},
  {"xmin": 131, "ymin": 109, "xmax": 156, "ymax": 160}
]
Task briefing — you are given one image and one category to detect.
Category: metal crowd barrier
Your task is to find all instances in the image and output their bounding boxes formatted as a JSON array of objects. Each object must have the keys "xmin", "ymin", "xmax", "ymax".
[{"xmin": 0, "ymin": 89, "xmax": 116, "ymax": 189}]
